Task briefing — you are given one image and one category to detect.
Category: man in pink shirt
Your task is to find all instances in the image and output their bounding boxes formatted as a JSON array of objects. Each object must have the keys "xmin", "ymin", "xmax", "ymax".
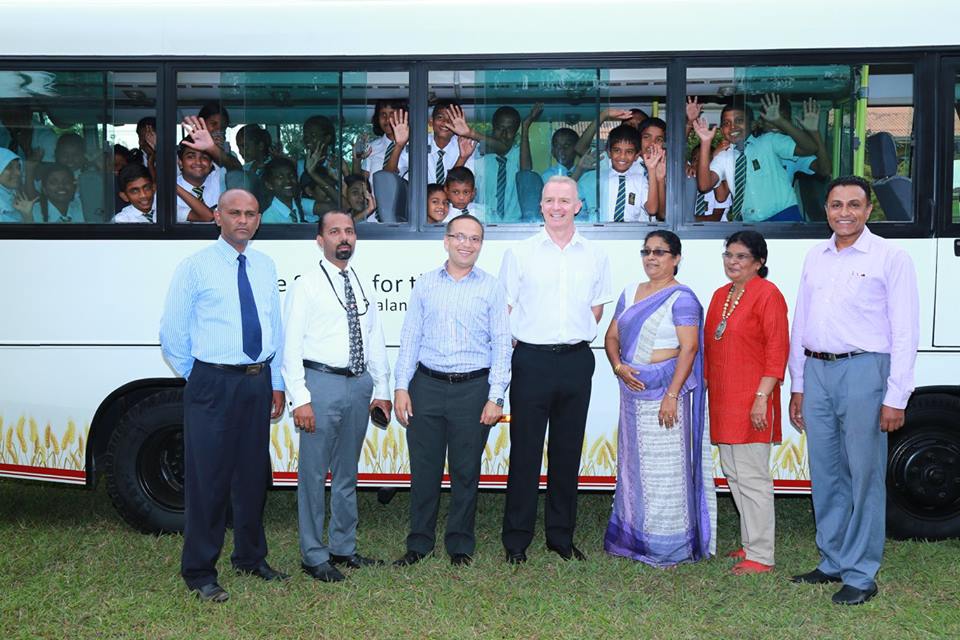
[{"xmin": 787, "ymin": 176, "xmax": 919, "ymax": 605}]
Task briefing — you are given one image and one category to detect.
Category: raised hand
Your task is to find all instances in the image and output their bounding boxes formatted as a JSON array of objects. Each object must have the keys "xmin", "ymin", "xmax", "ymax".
[
  {"xmin": 799, "ymin": 97, "xmax": 820, "ymax": 131},
  {"xmin": 655, "ymin": 158, "xmax": 666, "ymax": 181},
  {"xmin": 644, "ymin": 144, "xmax": 665, "ymax": 170},
  {"xmin": 390, "ymin": 110, "xmax": 410, "ymax": 147},
  {"xmin": 577, "ymin": 148, "xmax": 597, "ymax": 171},
  {"xmin": 443, "ymin": 105, "xmax": 472, "ymax": 138},
  {"xmin": 523, "ymin": 102, "xmax": 544, "ymax": 129},
  {"xmin": 759, "ymin": 93, "xmax": 783, "ymax": 123},
  {"xmin": 180, "ymin": 116, "xmax": 216, "ymax": 152},
  {"xmin": 457, "ymin": 135, "xmax": 478, "ymax": 160},
  {"xmin": 13, "ymin": 191, "xmax": 37, "ymax": 217},
  {"xmin": 691, "ymin": 116, "xmax": 716, "ymax": 144},
  {"xmin": 601, "ymin": 108, "xmax": 633, "ymax": 122},
  {"xmin": 685, "ymin": 96, "xmax": 702, "ymax": 123},
  {"xmin": 142, "ymin": 126, "xmax": 157, "ymax": 157},
  {"xmin": 353, "ymin": 133, "xmax": 372, "ymax": 160}
]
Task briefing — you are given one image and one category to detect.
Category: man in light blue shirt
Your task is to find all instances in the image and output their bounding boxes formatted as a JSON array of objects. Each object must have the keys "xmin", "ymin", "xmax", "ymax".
[
  {"xmin": 160, "ymin": 188, "xmax": 288, "ymax": 602},
  {"xmin": 392, "ymin": 214, "xmax": 512, "ymax": 566}
]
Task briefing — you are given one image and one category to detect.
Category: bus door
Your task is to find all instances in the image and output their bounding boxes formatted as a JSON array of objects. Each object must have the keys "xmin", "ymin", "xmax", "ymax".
[{"xmin": 934, "ymin": 59, "xmax": 960, "ymax": 346}]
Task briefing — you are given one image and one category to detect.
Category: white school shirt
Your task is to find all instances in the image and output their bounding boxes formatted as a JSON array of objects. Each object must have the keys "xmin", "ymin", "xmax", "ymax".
[
  {"xmin": 445, "ymin": 201, "xmax": 486, "ymax": 222},
  {"xmin": 176, "ymin": 167, "xmax": 222, "ymax": 223},
  {"xmin": 498, "ymin": 229, "xmax": 614, "ymax": 344},
  {"xmin": 112, "ymin": 200, "xmax": 156, "ymax": 223},
  {"xmin": 362, "ymin": 134, "xmax": 409, "ymax": 178},
  {"xmin": 281, "ymin": 260, "xmax": 390, "ymax": 410},
  {"xmin": 476, "ymin": 145, "xmax": 521, "ymax": 222},
  {"xmin": 31, "ymin": 199, "xmax": 85, "ymax": 223},
  {"xmin": 577, "ymin": 158, "xmax": 650, "ymax": 222},
  {"xmin": 260, "ymin": 196, "xmax": 318, "ymax": 224},
  {"xmin": 427, "ymin": 134, "xmax": 475, "ymax": 183}
]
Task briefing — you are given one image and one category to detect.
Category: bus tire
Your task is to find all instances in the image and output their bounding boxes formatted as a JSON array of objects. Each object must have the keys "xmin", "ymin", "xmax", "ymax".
[
  {"xmin": 886, "ymin": 393, "xmax": 960, "ymax": 540},
  {"xmin": 104, "ymin": 389, "xmax": 185, "ymax": 534}
]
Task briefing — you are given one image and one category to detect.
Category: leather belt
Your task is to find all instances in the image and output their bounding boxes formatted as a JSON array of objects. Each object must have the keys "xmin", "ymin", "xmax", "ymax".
[
  {"xmin": 516, "ymin": 340, "xmax": 588, "ymax": 353},
  {"xmin": 417, "ymin": 363, "xmax": 488, "ymax": 384},
  {"xmin": 198, "ymin": 355, "xmax": 273, "ymax": 375},
  {"xmin": 303, "ymin": 359, "xmax": 359, "ymax": 377},
  {"xmin": 804, "ymin": 348, "xmax": 866, "ymax": 362}
]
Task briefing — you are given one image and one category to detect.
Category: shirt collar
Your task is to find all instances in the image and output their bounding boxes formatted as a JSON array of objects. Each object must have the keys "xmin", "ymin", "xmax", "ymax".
[
  {"xmin": 441, "ymin": 262, "xmax": 479, "ymax": 281},
  {"xmin": 536, "ymin": 228, "xmax": 583, "ymax": 248},
  {"xmin": 215, "ymin": 235, "xmax": 243, "ymax": 263},
  {"xmin": 825, "ymin": 225, "xmax": 874, "ymax": 254}
]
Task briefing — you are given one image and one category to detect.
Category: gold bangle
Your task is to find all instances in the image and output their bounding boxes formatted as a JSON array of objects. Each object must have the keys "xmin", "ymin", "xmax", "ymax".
[
  {"xmin": 614, "ymin": 364, "xmax": 623, "ymax": 375},
  {"xmin": 666, "ymin": 391, "xmax": 679, "ymax": 399},
  {"xmin": 755, "ymin": 391, "xmax": 769, "ymax": 398}
]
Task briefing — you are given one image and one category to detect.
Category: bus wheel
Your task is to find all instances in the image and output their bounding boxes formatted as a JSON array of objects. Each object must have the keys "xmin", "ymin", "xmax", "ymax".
[
  {"xmin": 886, "ymin": 393, "xmax": 960, "ymax": 540},
  {"xmin": 104, "ymin": 389, "xmax": 185, "ymax": 534}
]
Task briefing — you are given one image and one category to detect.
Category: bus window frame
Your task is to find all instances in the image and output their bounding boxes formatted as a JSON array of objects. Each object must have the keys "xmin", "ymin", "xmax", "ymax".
[
  {"xmin": 0, "ymin": 49, "xmax": 945, "ymax": 242},
  {"xmin": 938, "ymin": 56, "xmax": 960, "ymax": 238}
]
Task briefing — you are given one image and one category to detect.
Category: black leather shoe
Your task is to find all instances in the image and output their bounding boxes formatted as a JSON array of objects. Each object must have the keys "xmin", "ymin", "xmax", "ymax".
[
  {"xmin": 393, "ymin": 550, "xmax": 426, "ymax": 567},
  {"xmin": 450, "ymin": 553, "xmax": 473, "ymax": 566},
  {"xmin": 789, "ymin": 568, "xmax": 843, "ymax": 585},
  {"xmin": 505, "ymin": 549, "xmax": 527, "ymax": 565},
  {"xmin": 832, "ymin": 584, "xmax": 878, "ymax": 605},
  {"xmin": 546, "ymin": 543, "xmax": 587, "ymax": 561},
  {"xmin": 234, "ymin": 561, "xmax": 290, "ymax": 582},
  {"xmin": 301, "ymin": 561, "xmax": 345, "ymax": 583},
  {"xmin": 329, "ymin": 553, "xmax": 384, "ymax": 569},
  {"xmin": 192, "ymin": 582, "xmax": 229, "ymax": 603}
]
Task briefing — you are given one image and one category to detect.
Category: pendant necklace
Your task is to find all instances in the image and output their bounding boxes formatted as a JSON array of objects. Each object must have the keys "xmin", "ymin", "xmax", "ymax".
[{"xmin": 714, "ymin": 284, "xmax": 746, "ymax": 340}]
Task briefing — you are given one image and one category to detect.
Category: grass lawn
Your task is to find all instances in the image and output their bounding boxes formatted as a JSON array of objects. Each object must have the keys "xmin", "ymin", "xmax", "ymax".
[{"xmin": 1, "ymin": 481, "xmax": 958, "ymax": 640}]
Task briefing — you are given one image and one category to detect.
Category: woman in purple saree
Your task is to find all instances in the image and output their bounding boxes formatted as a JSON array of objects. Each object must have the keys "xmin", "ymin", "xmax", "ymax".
[{"xmin": 603, "ymin": 230, "xmax": 716, "ymax": 567}]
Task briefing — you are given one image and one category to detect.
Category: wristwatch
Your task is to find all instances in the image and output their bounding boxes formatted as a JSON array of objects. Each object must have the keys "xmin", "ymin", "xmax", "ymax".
[{"xmin": 494, "ymin": 398, "xmax": 504, "ymax": 407}]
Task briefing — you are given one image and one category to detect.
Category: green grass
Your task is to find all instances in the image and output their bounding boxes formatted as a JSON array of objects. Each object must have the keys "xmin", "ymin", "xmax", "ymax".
[{"xmin": 1, "ymin": 482, "xmax": 958, "ymax": 640}]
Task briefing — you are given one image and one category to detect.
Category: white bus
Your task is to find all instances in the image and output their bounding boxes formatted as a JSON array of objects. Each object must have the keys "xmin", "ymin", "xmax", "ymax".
[{"xmin": 1, "ymin": 1, "xmax": 958, "ymax": 540}]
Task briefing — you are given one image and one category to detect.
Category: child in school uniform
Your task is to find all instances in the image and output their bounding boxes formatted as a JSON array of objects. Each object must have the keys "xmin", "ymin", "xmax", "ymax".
[
  {"xmin": 426, "ymin": 182, "xmax": 449, "ymax": 225},
  {"xmin": 344, "ymin": 173, "xmax": 377, "ymax": 223},
  {"xmin": 427, "ymin": 100, "xmax": 476, "ymax": 186},
  {"xmin": 577, "ymin": 124, "xmax": 661, "ymax": 222},
  {"xmin": 112, "ymin": 163, "xmax": 157, "ymax": 223},
  {"xmin": 0, "ymin": 149, "xmax": 25, "ymax": 223},
  {"xmin": 360, "ymin": 99, "xmax": 410, "ymax": 179},
  {"xmin": 444, "ymin": 167, "xmax": 485, "ymax": 221},
  {"xmin": 175, "ymin": 139, "xmax": 220, "ymax": 223},
  {"xmin": 259, "ymin": 157, "xmax": 320, "ymax": 224},
  {"xmin": 30, "ymin": 163, "xmax": 84, "ymax": 223}
]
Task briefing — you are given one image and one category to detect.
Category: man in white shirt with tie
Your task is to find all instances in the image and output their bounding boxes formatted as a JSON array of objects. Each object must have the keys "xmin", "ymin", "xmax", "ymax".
[{"xmin": 281, "ymin": 210, "xmax": 392, "ymax": 583}]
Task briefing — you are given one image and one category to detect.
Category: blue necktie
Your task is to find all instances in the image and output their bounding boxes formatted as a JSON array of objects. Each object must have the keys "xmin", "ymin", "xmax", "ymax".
[{"xmin": 237, "ymin": 254, "xmax": 262, "ymax": 361}]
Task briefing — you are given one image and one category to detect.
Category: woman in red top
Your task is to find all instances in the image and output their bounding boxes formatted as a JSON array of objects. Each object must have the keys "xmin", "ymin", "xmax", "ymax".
[{"xmin": 704, "ymin": 230, "xmax": 789, "ymax": 575}]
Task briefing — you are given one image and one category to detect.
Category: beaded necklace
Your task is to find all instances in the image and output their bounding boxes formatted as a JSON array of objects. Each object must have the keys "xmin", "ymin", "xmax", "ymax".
[{"xmin": 714, "ymin": 284, "xmax": 746, "ymax": 340}]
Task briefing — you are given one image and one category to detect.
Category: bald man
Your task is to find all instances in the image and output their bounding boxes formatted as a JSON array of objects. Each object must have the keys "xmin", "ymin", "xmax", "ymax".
[{"xmin": 161, "ymin": 189, "xmax": 289, "ymax": 602}]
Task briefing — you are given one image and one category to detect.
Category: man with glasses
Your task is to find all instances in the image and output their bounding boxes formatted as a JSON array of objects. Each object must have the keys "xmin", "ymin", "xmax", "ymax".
[
  {"xmin": 392, "ymin": 214, "xmax": 512, "ymax": 566},
  {"xmin": 281, "ymin": 210, "xmax": 392, "ymax": 583}
]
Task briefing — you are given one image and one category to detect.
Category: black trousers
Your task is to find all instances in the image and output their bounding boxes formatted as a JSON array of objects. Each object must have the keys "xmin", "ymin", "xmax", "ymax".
[
  {"xmin": 181, "ymin": 361, "xmax": 272, "ymax": 589},
  {"xmin": 501, "ymin": 343, "xmax": 594, "ymax": 552},
  {"xmin": 405, "ymin": 371, "xmax": 491, "ymax": 556}
]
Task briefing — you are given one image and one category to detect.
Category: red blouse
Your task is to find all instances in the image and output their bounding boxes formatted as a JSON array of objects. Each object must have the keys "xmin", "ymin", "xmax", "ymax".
[{"xmin": 704, "ymin": 276, "xmax": 789, "ymax": 445}]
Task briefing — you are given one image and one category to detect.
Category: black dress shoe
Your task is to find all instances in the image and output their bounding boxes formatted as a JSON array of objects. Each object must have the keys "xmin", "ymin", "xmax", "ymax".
[
  {"xmin": 450, "ymin": 553, "xmax": 473, "ymax": 566},
  {"xmin": 329, "ymin": 553, "xmax": 384, "ymax": 569},
  {"xmin": 234, "ymin": 561, "xmax": 290, "ymax": 582},
  {"xmin": 505, "ymin": 549, "xmax": 527, "ymax": 565},
  {"xmin": 789, "ymin": 568, "xmax": 843, "ymax": 585},
  {"xmin": 301, "ymin": 561, "xmax": 346, "ymax": 583},
  {"xmin": 191, "ymin": 582, "xmax": 229, "ymax": 603},
  {"xmin": 546, "ymin": 543, "xmax": 587, "ymax": 561},
  {"xmin": 832, "ymin": 584, "xmax": 878, "ymax": 605},
  {"xmin": 393, "ymin": 550, "xmax": 426, "ymax": 567}
]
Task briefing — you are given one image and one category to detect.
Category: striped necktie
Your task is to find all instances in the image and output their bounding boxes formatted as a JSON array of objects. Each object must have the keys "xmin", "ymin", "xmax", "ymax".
[
  {"xmin": 192, "ymin": 185, "xmax": 204, "ymax": 200},
  {"xmin": 143, "ymin": 209, "xmax": 155, "ymax": 223},
  {"xmin": 694, "ymin": 192, "xmax": 708, "ymax": 217},
  {"xmin": 382, "ymin": 141, "xmax": 395, "ymax": 170},
  {"xmin": 461, "ymin": 208, "xmax": 469, "ymax": 216},
  {"xmin": 436, "ymin": 149, "xmax": 446, "ymax": 184},
  {"xmin": 495, "ymin": 156, "xmax": 507, "ymax": 218},
  {"xmin": 730, "ymin": 151, "xmax": 746, "ymax": 221},
  {"xmin": 613, "ymin": 174, "xmax": 627, "ymax": 222}
]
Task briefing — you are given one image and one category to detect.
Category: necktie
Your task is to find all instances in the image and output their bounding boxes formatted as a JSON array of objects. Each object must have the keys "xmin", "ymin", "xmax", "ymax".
[
  {"xmin": 237, "ymin": 254, "xmax": 262, "ymax": 361},
  {"xmin": 694, "ymin": 192, "xmax": 708, "ymax": 217},
  {"xmin": 613, "ymin": 174, "xmax": 626, "ymax": 222},
  {"xmin": 461, "ymin": 208, "xmax": 469, "ymax": 216},
  {"xmin": 495, "ymin": 156, "xmax": 507, "ymax": 218},
  {"xmin": 730, "ymin": 151, "xmax": 746, "ymax": 221},
  {"xmin": 340, "ymin": 270, "xmax": 365, "ymax": 375},
  {"xmin": 192, "ymin": 185, "xmax": 204, "ymax": 200},
  {"xmin": 143, "ymin": 209, "xmax": 155, "ymax": 223},
  {"xmin": 436, "ymin": 149, "xmax": 446, "ymax": 184},
  {"xmin": 382, "ymin": 141, "xmax": 395, "ymax": 170}
]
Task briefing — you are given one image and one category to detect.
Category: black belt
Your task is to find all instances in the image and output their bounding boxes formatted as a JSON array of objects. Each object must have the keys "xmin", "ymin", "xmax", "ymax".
[
  {"xmin": 516, "ymin": 340, "xmax": 588, "ymax": 353},
  {"xmin": 804, "ymin": 348, "xmax": 866, "ymax": 362},
  {"xmin": 303, "ymin": 359, "xmax": 359, "ymax": 377},
  {"xmin": 417, "ymin": 363, "xmax": 488, "ymax": 384},
  {"xmin": 198, "ymin": 355, "xmax": 273, "ymax": 375}
]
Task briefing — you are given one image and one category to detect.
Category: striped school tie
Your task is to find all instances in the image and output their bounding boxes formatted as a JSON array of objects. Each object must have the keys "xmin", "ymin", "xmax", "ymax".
[
  {"xmin": 613, "ymin": 174, "xmax": 626, "ymax": 222},
  {"xmin": 192, "ymin": 185, "xmax": 204, "ymax": 200},
  {"xmin": 436, "ymin": 150, "xmax": 446, "ymax": 184},
  {"xmin": 495, "ymin": 156, "xmax": 507, "ymax": 218},
  {"xmin": 694, "ymin": 192, "xmax": 708, "ymax": 217},
  {"xmin": 730, "ymin": 151, "xmax": 746, "ymax": 221},
  {"xmin": 143, "ymin": 209, "xmax": 155, "ymax": 223},
  {"xmin": 383, "ymin": 141, "xmax": 395, "ymax": 170},
  {"xmin": 461, "ymin": 208, "xmax": 469, "ymax": 216}
]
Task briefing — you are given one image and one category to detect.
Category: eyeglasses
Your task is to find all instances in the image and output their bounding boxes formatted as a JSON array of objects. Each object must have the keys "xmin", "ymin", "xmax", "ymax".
[
  {"xmin": 446, "ymin": 233, "xmax": 482, "ymax": 245},
  {"xmin": 640, "ymin": 249, "xmax": 674, "ymax": 257},
  {"xmin": 722, "ymin": 251, "xmax": 754, "ymax": 262}
]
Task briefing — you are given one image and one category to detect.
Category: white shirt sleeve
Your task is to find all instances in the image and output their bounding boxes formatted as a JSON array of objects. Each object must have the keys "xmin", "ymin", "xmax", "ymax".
[
  {"xmin": 365, "ymin": 288, "xmax": 391, "ymax": 400},
  {"xmin": 280, "ymin": 276, "xmax": 311, "ymax": 410}
]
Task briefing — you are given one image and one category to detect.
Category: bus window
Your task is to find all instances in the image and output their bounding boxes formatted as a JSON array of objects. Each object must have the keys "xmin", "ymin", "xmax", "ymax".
[
  {"xmin": 952, "ymin": 74, "xmax": 960, "ymax": 223},
  {"xmin": 0, "ymin": 70, "xmax": 157, "ymax": 225},
  {"xmin": 426, "ymin": 67, "xmax": 667, "ymax": 227},
  {"xmin": 684, "ymin": 64, "xmax": 915, "ymax": 224},
  {"xmin": 173, "ymin": 70, "xmax": 410, "ymax": 226}
]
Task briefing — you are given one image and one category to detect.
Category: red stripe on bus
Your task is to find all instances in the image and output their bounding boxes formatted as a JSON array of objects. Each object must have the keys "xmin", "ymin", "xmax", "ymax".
[{"xmin": 0, "ymin": 463, "xmax": 86, "ymax": 480}]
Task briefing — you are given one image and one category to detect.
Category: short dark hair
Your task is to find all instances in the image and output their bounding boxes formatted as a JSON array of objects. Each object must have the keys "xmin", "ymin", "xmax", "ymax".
[
  {"xmin": 262, "ymin": 156, "xmax": 297, "ymax": 183},
  {"xmin": 136, "ymin": 116, "xmax": 156, "ymax": 134},
  {"xmin": 344, "ymin": 173, "xmax": 370, "ymax": 191},
  {"xmin": 117, "ymin": 163, "xmax": 153, "ymax": 192},
  {"xmin": 630, "ymin": 108, "xmax": 649, "ymax": 119},
  {"xmin": 431, "ymin": 99, "xmax": 460, "ymax": 119},
  {"xmin": 316, "ymin": 209, "xmax": 355, "ymax": 234},
  {"xmin": 427, "ymin": 183, "xmax": 445, "ymax": 197},
  {"xmin": 40, "ymin": 162, "xmax": 74, "ymax": 186},
  {"xmin": 607, "ymin": 124, "xmax": 641, "ymax": 151},
  {"xmin": 551, "ymin": 127, "xmax": 578, "ymax": 146},
  {"xmin": 198, "ymin": 102, "xmax": 230, "ymax": 128},
  {"xmin": 638, "ymin": 117, "xmax": 667, "ymax": 138},
  {"xmin": 491, "ymin": 106, "xmax": 521, "ymax": 127},
  {"xmin": 303, "ymin": 115, "xmax": 335, "ymax": 138},
  {"xmin": 371, "ymin": 99, "xmax": 408, "ymax": 136},
  {"xmin": 444, "ymin": 166, "xmax": 475, "ymax": 188},
  {"xmin": 825, "ymin": 175, "xmax": 872, "ymax": 204},
  {"xmin": 446, "ymin": 212, "xmax": 484, "ymax": 239},
  {"xmin": 176, "ymin": 137, "xmax": 213, "ymax": 161},
  {"xmin": 645, "ymin": 230, "xmax": 682, "ymax": 275},
  {"xmin": 725, "ymin": 230, "xmax": 769, "ymax": 278},
  {"xmin": 238, "ymin": 123, "xmax": 271, "ymax": 149},
  {"xmin": 720, "ymin": 101, "xmax": 754, "ymax": 127}
]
